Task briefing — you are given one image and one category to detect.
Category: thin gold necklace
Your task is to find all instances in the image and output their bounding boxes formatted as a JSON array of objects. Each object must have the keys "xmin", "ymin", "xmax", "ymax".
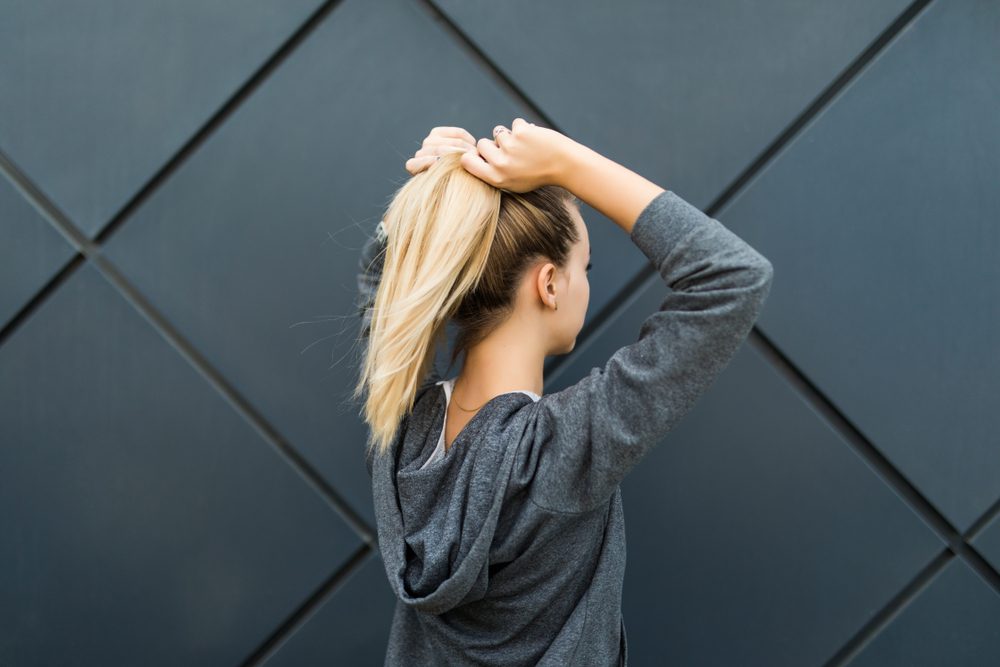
[{"xmin": 451, "ymin": 376, "xmax": 490, "ymax": 412}]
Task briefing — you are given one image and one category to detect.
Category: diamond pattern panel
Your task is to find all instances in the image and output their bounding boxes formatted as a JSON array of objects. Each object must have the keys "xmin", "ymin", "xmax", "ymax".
[
  {"xmin": 718, "ymin": 0, "xmax": 1000, "ymax": 532},
  {"xmin": 849, "ymin": 559, "xmax": 1000, "ymax": 666},
  {"xmin": 971, "ymin": 513, "xmax": 1000, "ymax": 576},
  {"xmin": 264, "ymin": 552, "xmax": 395, "ymax": 667},
  {"xmin": 0, "ymin": 172, "xmax": 76, "ymax": 327},
  {"xmin": 0, "ymin": 262, "xmax": 358, "ymax": 666},
  {"xmin": 0, "ymin": 0, "xmax": 324, "ymax": 236}
]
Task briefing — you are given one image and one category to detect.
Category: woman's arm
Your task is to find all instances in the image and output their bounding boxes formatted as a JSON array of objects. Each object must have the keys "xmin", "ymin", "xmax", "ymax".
[
  {"xmin": 521, "ymin": 146, "xmax": 774, "ymax": 514},
  {"xmin": 555, "ymin": 140, "xmax": 667, "ymax": 235}
]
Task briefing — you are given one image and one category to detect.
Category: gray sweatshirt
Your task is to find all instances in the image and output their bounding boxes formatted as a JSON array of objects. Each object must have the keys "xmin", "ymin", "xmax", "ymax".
[{"xmin": 356, "ymin": 189, "xmax": 774, "ymax": 665}]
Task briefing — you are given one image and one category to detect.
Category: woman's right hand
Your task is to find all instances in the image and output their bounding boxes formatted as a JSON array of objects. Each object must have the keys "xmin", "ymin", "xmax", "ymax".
[{"xmin": 461, "ymin": 118, "xmax": 578, "ymax": 193}]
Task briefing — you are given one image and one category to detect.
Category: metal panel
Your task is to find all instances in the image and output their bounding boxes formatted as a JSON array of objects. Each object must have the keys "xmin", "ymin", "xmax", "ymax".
[
  {"xmin": 0, "ymin": 0, "xmax": 324, "ymax": 236},
  {"xmin": 849, "ymin": 559, "xmax": 1000, "ymax": 666},
  {"xmin": 265, "ymin": 553, "xmax": 395, "ymax": 667},
  {"xmin": 0, "ymin": 263, "xmax": 358, "ymax": 666},
  {"xmin": 0, "ymin": 173, "xmax": 75, "ymax": 327},
  {"xmin": 971, "ymin": 514, "xmax": 1000, "ymax": 576},
  {"xmin": 719, "ymin": 0, "xmax": 1000, "ymax": 532}
]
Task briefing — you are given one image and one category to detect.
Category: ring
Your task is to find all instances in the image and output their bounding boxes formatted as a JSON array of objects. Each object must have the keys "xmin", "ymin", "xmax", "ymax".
[{"xmin": 493, "ymin": 125, "xmax": 511, "ymax": 138}]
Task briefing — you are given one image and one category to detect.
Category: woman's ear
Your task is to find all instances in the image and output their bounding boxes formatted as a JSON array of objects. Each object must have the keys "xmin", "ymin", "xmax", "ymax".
[{"xmin": 534, "ymin": 261, "xmax": 560, "ymax": 311}]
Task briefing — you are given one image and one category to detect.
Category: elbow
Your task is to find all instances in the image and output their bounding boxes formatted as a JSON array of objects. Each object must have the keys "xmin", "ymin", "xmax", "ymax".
[
  {"xmin": 747, "ymin": 250, "xmax": 774, "ymax": 289},
  {"xmin": 745, "ymin": 255, "xmax": 774, "ymax": 314},
  {"xmin": 757, "ymin": 255, "xmax": 774, "ymax": 288}
]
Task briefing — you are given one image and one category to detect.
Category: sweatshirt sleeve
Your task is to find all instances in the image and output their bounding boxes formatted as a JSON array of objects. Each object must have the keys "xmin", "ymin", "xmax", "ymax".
[
  {"xmin": 526, "ymin": 189, "xmax": 774, "ymax": 514},
  {"xmin": 356, "ymin": 220, "xmax": 443, "ymax": 389}
]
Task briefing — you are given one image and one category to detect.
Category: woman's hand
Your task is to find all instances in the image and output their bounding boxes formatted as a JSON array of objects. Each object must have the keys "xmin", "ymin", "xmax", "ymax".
[
  {"xmin": 405, "ymin": 126, "xmax": 478, "ymax": 176},
  {"xmin": 461, "ymin": 118, "xmax": 577, "ymax": 193}
]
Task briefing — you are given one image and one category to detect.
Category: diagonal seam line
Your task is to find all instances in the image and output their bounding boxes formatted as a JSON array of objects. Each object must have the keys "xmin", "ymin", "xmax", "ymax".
[{"xmin": 0, "ymin": 0, "xmax": 379, "ymax": 551}]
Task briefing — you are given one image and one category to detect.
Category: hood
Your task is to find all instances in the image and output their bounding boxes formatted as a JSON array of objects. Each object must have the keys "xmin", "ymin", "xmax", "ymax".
[{"xmin": 368, "ymin": 382, "xmax": 536, "ymax": 615}]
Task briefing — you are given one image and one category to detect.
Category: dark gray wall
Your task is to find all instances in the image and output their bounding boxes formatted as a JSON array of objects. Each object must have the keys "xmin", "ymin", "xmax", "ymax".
[{"xmin": 2, "ymin": 0, "xmax": 998, "ymax": 665}]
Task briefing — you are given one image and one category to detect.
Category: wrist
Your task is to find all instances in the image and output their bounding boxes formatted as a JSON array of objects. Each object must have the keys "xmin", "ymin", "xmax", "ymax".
[
  {"xmin": 549, "ymin": 135, "xmax": 589, "ymax": 191},
  {"xmin": 552, "ymin": 140, "xmax": 601, "ymax": 194},
  {"xmin": 549, "ymin": 143, "xmax": 666, "ymax": 234}
]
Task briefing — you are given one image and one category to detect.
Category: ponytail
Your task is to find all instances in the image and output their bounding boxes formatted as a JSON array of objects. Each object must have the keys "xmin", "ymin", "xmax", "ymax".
[{"xmin": 353, "ymin": 152, "xmax": 502, "ymax": 458}]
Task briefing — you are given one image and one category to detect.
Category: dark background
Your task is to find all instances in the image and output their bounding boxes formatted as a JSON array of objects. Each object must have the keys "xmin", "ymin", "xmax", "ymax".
[{"xmin": 2, "ymin": 0, "xmax": 998, "ymax": 665}]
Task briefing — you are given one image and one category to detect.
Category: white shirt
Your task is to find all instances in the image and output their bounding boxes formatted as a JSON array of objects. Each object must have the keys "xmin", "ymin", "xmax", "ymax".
[{"xmin": 420, "ymin": 377, "xmax": 541, "ymax": 470}]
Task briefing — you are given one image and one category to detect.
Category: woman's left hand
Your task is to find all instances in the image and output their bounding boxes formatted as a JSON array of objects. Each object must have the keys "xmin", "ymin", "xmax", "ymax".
[{"xmin": 405, "ymin": 126, "xmax": 477, "ymax": 176}]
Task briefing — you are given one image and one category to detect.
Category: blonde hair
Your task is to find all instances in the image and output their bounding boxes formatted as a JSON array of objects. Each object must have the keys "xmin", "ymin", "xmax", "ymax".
[{"xmin": 353, "ymin": 151, "xmax": 580, "ymax": 460}]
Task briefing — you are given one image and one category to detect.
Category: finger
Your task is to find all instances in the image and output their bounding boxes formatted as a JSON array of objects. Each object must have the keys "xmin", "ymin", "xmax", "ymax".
[
  {"xmin": 439, "ymin": 126, "xmax": 477, "ymax": 146},
  {"xmin": 461, "ymin": 150, "xmax": 500, "ymax": 185},
  {"xmin": 511, "ymin": 117, "xmax": 531, "ymax": 132},
  {"xmin": 419, "ymin": 138, "xmax": 475, "ymax": 154},
  {"xmin": 438, "ymin": 145, "xmax": 472, "ymax": 156},
  {"xmin": 459, "ymin": 128, "xmax": 477, "ymax": 146},
  {"xmin": 429, "ymin": 127, "xmax": 478, "ymax": 148},
  {"xmin": 492, "ymin": 124, "xmax": 512, "ymax": 141},
  {"xmin": 413, "ymin": 145, "xmax": 448, "ymax": 159},
  {"xmin": 493, "ymin": 127, "xmax": 512, "ymax": 150},
  {"xmin": 462, "ymin": 144, "xmax": 503, "ymax": 185},
  {"xmin": 410, "ymin": 147, "xmax": 471, "ymax": 174},
  {"xmin": 476, "ymin": 136, "xmax": 504, "ymax": 164},
  {"xmin": 405, "ymin": 155, "xmax": 439, "ymax": 175},
  {"xmin": 494, "ymin": 133, "xmax": 513, "ymax": 153}
]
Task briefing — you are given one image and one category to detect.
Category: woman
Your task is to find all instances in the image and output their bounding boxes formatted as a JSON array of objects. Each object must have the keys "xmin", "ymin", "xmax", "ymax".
[{"xmin": 354, "ymin": 120, "xmax": 773, "ymax": 666}]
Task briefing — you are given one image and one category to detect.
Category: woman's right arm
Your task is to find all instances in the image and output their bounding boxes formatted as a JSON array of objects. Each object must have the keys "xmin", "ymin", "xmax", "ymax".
[
  {"xmin": 523, "ymin": 144, "xmax": 775, "ymax": 514},
  {"xmin": 554, "ymin": 140, "xmax": 668, "ymax": 236}
]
